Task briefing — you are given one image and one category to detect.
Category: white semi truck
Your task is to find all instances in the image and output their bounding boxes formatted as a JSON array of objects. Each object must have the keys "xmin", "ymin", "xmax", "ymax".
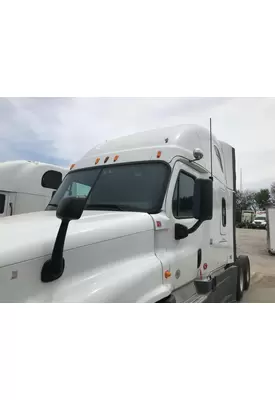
[
  {"xmin": 0, "ymin": 124, "xmax": 250, "ymax": 302},
  {"xmin": 0, "ymin": 160, "xmax": 68, "ymax": 217}
]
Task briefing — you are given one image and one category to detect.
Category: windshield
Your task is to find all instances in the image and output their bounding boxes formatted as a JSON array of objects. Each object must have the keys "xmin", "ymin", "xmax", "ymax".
[{"xmin": 46, "ymin": 162, "xmax": 170, "ymax": 214}]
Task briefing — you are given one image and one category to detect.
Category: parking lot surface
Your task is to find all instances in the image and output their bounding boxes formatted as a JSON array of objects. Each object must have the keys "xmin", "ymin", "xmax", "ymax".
[{"xmin": 237, "ymin": 229, "xmax": 275, "ymax": 302}]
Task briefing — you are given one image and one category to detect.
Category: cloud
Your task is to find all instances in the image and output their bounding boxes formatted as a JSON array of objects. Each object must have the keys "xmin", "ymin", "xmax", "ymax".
[
  {"xmin": 0, "ymin": 97, "xmax": 275, "ymax": 189},
  {"xmin": 0, "ymin": 98, "xmax": 70, "ymax": 166}
]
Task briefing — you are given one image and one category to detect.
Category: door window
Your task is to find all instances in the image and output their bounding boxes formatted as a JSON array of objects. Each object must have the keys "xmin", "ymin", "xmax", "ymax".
[
  {"xmin": 172, "ymin": 172, "xmax": 195, "ymax": 218},
  {"xmin": 0, "ymin": 194, "xmax": 6, "ymax": 214}
]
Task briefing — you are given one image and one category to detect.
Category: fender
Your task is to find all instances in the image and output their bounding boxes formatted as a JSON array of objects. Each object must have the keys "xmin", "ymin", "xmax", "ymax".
[{"xmin": 25, "ymin": 251, "xmax": 165, "ymax": 303}]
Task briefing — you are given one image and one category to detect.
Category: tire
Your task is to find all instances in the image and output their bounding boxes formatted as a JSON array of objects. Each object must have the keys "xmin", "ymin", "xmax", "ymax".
[
  {"xmin": 236, "ymin": 255, "xmax": 250, "ymax": 291},
  {"xmin": 157, "ymin": 294, "xmax": 176, "ymax": 303},
  {"xmin": 236, "ymin": 264, "xmax": 244, "ymax": 302},
  {"xmin": 243, "ymin": 259, "xmax": 250, "ymax": 291}
]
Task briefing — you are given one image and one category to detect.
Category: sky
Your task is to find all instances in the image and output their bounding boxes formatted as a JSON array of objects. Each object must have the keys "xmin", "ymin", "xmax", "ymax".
[{"xmin": 0, "ymin": 97, "xmax": 274, "ymax": 190}]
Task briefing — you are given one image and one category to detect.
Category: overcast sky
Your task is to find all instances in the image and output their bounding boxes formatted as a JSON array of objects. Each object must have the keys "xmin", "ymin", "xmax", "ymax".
[{"xmin": 0, "ymin": 97, "xmax": 274, "ymax": 190}]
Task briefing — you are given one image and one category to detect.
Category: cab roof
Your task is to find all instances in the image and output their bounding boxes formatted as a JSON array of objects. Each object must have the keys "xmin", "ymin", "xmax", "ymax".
[
  {"xmin": 77, "ymin": 124, "xmax": 215, "ymax": 168},
  {"xmin": 0, "ymin": 160, "xmax": 68, "ymax": 195},
  {"xmin": 74, "ymin": 124, "xmax": 235, "ymax": 190}
]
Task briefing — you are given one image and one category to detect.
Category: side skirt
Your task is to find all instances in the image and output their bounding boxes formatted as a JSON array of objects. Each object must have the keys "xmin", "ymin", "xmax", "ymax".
[{"xmin": 157, "ymin": 264, "xmax": 238, "ymax": 303}]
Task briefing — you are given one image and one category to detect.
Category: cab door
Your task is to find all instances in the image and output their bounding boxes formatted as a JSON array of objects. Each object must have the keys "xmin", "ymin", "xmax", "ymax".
[{"xmin": 165, "ymin": 161, "xmax": 204, "ymax": 292}]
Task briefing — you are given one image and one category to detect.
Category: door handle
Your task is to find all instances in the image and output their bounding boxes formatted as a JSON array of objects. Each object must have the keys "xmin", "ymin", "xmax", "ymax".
[{"xmin": 197, "ymin": 249, "xmax": 202, "ymax": 268}]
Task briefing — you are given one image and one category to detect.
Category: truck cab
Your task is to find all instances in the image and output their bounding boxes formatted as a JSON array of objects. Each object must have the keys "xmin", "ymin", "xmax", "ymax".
[
  {"xmin": 0, "ymin": 125, "xmax": 250, "ymax": 302},
  {"xmin": 0, "ymin": 160, "xmax": 67, "ymax": 217}
]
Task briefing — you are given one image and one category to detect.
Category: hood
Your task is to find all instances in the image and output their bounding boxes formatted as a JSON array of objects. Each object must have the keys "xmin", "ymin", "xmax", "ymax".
[{"xmin": 0, "ymin": 210, "xmax": 154, "ymax": 268}]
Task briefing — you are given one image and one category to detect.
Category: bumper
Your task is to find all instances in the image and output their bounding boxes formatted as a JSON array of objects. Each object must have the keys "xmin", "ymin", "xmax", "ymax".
[{"xmin": 252, "ymin": 224, "xmax": 266, "ymax": 229}]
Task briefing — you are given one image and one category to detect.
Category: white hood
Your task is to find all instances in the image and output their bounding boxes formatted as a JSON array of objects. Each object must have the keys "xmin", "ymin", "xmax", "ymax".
[{"xmin": 0, "ymin": 210, "xmax": 155, "ymax": 268}]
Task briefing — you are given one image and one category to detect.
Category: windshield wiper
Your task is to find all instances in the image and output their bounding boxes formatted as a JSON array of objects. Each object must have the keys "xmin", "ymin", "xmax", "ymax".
[{"xmin": 85, "ymin": 204, "xmax": 129, "ymax": 211}]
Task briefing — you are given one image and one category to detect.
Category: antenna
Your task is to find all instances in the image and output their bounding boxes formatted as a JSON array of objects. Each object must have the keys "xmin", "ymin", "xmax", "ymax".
[
  {"xmin": 210, "ymin": 117, "xmax": 213, "ymax": 179},
  {"xmin": 240, "ymin": 168, "xmax": 243, "ymax": 192}
]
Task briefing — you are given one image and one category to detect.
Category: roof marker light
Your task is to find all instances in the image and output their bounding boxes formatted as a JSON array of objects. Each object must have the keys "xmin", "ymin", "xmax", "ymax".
[
  {"xmin": 114, "ymin": 155, "xmax": 119, "ymax": 162},
  {"xmin": 95, "ymin": 158, "xmax": 100, "ymax": 165},
  {"xmin": 70, "ymin": 163, "xmax": 76, "ymax": 170},
  {"xmin": 157, "ymin": 151, "xmax": 162, "ymax": 158},
  {"xmin": 104, "ymin": 156, "xmax": 109, "ymax": 163}
]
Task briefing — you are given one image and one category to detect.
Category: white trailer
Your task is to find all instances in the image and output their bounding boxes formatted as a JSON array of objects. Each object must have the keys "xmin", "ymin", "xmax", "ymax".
[
  {"xmin": 241, "ymin": 210, "xmax": 255, "ymax": 223},
  {"xmin": 0, "ymin": 124, "xmax": 250, "ymax": 302},
  {"xmin": 0, "ymin": 160, "xmax": 68, "ymax": 217},
  {"xmin": 267, "ymin": 207, "xmax": 275, "ymax": 255}
]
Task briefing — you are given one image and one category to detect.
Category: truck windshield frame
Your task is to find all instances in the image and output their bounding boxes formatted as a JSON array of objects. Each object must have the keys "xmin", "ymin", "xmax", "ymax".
[{"xmin": 46, "ymin": 161, "xmax": 171, "ymax": 214}]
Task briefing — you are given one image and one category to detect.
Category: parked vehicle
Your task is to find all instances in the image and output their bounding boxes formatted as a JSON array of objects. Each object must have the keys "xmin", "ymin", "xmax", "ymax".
[
  {"xmin": 266, "ymin": 207, "xmax": 275, "ymax": 255},
  {"xmin": 0, "ymin": 160, "xmax": 67, "ymax": 217},
  {"xmin": 0, "ymin": 124, "xmax": 250, "ymax": 302},
  {"xmin": 252, "ymin": 212, "xmax": 267, "ymax": 229}
]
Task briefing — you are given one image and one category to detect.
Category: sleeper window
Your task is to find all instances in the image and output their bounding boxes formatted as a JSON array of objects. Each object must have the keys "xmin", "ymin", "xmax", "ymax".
[
  {"xmin": 214, "ymin": 145, "xmax": 224, "ymax": 172},
  {"xmin": 222, "ymin": 198, "xmax": 226, "ymax": 227}
]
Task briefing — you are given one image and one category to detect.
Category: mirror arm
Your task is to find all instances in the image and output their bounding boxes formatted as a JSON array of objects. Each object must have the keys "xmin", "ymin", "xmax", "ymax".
[
  {"xmin": 41, "ymin": 220, "xmax": 69, "ymax": 283},
  {"xmin": 51, "ymin": 220, "xmax": 69, "ymax": 266},
  {"xmin": 188, "ymin": 220, "xmax": 203, "ymax": 235}
]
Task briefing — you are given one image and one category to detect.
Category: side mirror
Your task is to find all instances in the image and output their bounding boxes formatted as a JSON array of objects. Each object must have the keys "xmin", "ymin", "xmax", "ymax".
[
  {"xmin": 42, "ymin": 170, "xmax": 63, "ymax": 190},
  {"xmin": 41, "ymin": 197, "xmax": 86, "ymax": 283},
  {"xmin": 175, "ymin": 223, "xmax": 189, "ymax": 240},
  {"xmin": 57, "ymin": 197, "xmax": 86, "ymax": 221},
  {"xmin": 193, "ymin": 179, "xmax": 213, "ymax": 221}
]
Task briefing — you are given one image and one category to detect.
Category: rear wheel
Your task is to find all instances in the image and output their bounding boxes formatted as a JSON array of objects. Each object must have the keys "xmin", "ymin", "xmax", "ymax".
[
  {"xmin": 236, "ymin": 264, "xmax": 244, "ymax": 301},
  {"xmin": 243, "ymin": 261, "xmax": 250, "ymax": 290},
  {"xmin": 237, "ymin": 255, "xmax": 250, "ymax": 291}
]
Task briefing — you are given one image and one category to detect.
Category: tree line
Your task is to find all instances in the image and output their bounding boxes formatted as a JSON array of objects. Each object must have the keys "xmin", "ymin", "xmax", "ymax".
[{"xmin": 236, "ymin": 182, "xmax": 275, "ymax": 212}]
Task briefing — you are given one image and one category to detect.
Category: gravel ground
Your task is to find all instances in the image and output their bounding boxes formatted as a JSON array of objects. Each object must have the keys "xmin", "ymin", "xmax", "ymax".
[{"xmin": 237, "ymin": 228, "xmax": 275, "ymax": 302}]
